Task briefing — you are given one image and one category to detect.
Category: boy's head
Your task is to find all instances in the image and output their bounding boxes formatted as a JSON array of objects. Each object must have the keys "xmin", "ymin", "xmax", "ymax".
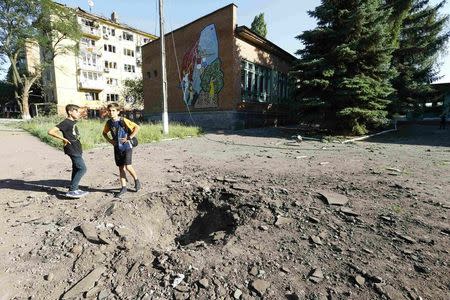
[
  {"xmin": 106, "ymin": 103, "xmax": 120, "ymax": 118},
  {"xmin": 65, "ymin": 104, "xmax": 81, "ymax": 120}
]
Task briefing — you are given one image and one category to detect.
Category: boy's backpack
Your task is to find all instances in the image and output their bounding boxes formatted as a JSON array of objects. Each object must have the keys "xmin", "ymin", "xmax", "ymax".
[{"xmin": 107, "ymin": 117, "xmax": 138, "ymax": 147}]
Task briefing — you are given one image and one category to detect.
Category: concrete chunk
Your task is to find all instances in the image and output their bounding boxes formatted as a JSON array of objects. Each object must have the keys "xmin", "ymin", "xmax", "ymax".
[
  {"xmin": 61, "ymin": 266, "xmax": 106, "ymax": 299},
  {"xmin": 318, "ymin": 190, "xmax": 349, "ymax": 206}
]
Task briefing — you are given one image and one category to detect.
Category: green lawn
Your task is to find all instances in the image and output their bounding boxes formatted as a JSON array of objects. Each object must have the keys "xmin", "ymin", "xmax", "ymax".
[{"xmin": 21, "ymin": 116, "xmax": 202, "ymax": 150}]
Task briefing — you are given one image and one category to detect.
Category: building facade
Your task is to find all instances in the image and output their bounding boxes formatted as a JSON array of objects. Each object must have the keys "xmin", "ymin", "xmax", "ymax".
[
  {"xmin": 28, "ymin": 5, "xmax": 157, "ymax": 116},
  {"xmin": 142, "ymin": 4, "xmax": 295, "ymax": 129}
]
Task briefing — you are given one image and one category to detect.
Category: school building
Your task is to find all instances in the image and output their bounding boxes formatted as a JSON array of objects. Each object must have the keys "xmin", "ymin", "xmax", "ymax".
[{"xmin": 142, "ymin": 4, "xmax": 296, "ymax": 129}]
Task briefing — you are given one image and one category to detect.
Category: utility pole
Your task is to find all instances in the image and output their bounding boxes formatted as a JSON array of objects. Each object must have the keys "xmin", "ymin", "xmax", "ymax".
[{"xmin": 159, "ymin": 0, "xmax": 169, "ymax": 134}]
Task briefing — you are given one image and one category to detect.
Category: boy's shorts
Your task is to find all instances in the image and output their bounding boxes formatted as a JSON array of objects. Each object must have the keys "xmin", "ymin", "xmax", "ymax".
[{"xmin": 114, "ymin": 148, "xmax": 133, "ymax": 166}]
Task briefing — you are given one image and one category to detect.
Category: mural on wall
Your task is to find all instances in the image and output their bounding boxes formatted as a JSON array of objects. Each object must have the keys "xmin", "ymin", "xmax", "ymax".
[{"xmin": 180, "ymin": 24, "xmax": 224, "ymax": 108}]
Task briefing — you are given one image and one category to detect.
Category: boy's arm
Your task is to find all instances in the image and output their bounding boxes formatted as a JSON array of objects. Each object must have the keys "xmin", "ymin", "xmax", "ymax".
[
  {"xmin": 103, "ymin": 131, "xmax": 115, "ymax": 145},
  {"xmin": 102, "ymin": 123, "xmax": 115, "ymax": 145},
  {"xmin": 48, "ymin": 127, "xmax": 71, "ymax": 145},
  {"xmin": 124, "ymin": 119, "xmax": 140, "ymax": 140},
  {"xmin": 128, "ymin": 124, "xmax": 140, "ymax": 140}
]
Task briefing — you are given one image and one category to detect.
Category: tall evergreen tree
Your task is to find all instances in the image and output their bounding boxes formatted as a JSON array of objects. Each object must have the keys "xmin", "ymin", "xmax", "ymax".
[
  {"xmin": 391, "ymin": 0, "xmax": 449, "ymax": 115},
  {"xmin": 385, "ymin": 0, "xmax": 414, "ymax": 49},
  {"xmin": 251, "ymin": 13, "xmax": 267, "ymax": 38},
  {"xmin": 292, "ymin": 0, "xmax": 396, "ymax": 134}
]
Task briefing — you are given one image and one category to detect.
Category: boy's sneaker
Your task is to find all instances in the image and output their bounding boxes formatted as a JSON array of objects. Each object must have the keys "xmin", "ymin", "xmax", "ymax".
[
  {"xmin": 66, "ymin": 190, "xmax": 89, "ymax": 198},
  {"xmin": 114, "ymin": 187, "xmax": 127, "ymax": 198},
  {"xmin": 135, "ymin": 179, "xmax": 141, "ymax": 192}
]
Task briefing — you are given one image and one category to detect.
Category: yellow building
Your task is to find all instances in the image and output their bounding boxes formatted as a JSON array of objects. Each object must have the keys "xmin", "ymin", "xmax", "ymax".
[{"xmin": 29, "ymin": 5, "xmax": 157, "ymax": 116}]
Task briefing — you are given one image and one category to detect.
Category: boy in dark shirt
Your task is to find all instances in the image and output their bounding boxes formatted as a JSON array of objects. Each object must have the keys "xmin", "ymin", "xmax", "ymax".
[
  {"xmin": 102, "ymin": 102, "xmax": 141, "ymax": 198},
  {"xmin": 48, "ymin": 104, "xmax": 89, "ymax": 198}
]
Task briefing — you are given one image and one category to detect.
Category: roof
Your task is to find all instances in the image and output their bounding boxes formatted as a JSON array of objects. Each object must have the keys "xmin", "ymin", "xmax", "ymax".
[
  {"xmin": 142, "ymin": 3, "xmax": 237, "ymax": 47},
  {"xmin": 235, "ymin": 26, "xmax": 296, "ymax": 62},
  {"xmin": 431, "ymin": 82, "xmax": 450, "ymax": 91},
  {"xmin": 141, "ymin": 2, "xmax": 296, "ymax": 62},
  {"xmin": 54, "ymin": 2, "xmax": 158, "ymax": 39}
]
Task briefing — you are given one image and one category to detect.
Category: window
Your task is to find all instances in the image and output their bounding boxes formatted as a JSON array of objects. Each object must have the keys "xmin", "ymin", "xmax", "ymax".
[
  {"xmin": 143, "ymin": 38, "xmax": 149, "ymax": 43},
  {"xmin": 124, "ymin": 64, "xmax": 136, "ymax": 73},
  {"xmin": 85, "ymin": 92, "xmax": 99, "ymax": 101},
  {"xmin": 104, "ymin": 61, "xmax": 117, "ymax": 69},
  {"xmin": 81, "ymin": 52, "xmax": 99, "ymax": 66},
  {"xmin": 81, "ymin": 38, "xmax": 95, "ymax": 47},
  {"xmin": 106, "ymin": 78, "xmax": 118, "ymax": 86},
  {"xmin": 240, "ymin": 60, "xmax": 289, "ymax": 103},
  {"xmin": 122, "ymin": 31, "xmax": 134, "ymax": 41},
  {"xmin": 103, "ymin": 44, "xmax": 116, "ymax": 53},
  {"xmin": 106, "ymin": 94, "xmax": 120, "ymax": 102},
  {"xmin": 82, "ymin": 71, "xmax": 101, "ymax": 81},
  {"xmin": 81, "ymin": 18, "xmax": 95, "ymax": 27},
  {"xmin": 102, "ymin": 26, "xmax": 116, "ymax": 37},
  {"xmin": 123, "ymin": 48, "xmax": 135, "ymax": 57}
]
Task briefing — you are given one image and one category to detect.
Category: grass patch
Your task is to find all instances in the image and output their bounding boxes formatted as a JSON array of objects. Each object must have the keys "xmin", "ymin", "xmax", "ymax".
[{"xmin": 21, "ymin": 116, "xmax": 202, "ymax": 150}]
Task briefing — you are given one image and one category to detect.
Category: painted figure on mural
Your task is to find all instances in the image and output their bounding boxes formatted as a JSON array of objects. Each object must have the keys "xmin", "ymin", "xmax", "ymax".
[
  {"xmin": 181, "ymin": 71, "xmax": 191, "ymax": 105},
  {"xmin": 180, "ymin": 24, "xmax": 224, "ymax": 108}
]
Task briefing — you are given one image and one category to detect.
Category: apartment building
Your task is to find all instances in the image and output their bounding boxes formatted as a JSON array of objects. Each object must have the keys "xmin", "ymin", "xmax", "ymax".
[{"xmin": 39, "ymin": 6, "xmax": 157, "ymax": 116}]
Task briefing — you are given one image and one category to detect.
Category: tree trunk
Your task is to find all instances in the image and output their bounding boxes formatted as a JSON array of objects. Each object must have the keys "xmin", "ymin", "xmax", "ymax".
[
  {"xmin": 21, "ymin": 92, "xmax": 31, "ymax": 119},
  {"xmin": 21, "ymin": 75, "xmax": 38, "ymax": 120}
]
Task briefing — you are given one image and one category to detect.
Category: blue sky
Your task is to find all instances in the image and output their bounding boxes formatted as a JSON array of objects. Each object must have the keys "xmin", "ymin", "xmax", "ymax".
[{"xmin": 1, "ymin": 0, "xmax": 449, "ymax": 81}]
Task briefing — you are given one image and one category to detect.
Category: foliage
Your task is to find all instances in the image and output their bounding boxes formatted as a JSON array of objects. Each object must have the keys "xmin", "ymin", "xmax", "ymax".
[
  {"xmin": 251, "ymin": 13, "xmax": 267, "ymax": 38},
  {"xmin": 21, "ymin": 116, "xmax": 202, "ymax": 150},
  {"xmin": 0, "ymin": 80, "xmax": 14, "ymax": 105},
  {"xmin": 390, "ymin": 0, "xmax": 450, "ymax": 115},
  {"xmin": 0, "ymin": 0, "xmax": 81, "ymax": 119},
  {"xmin": 293, "ymin": 0, "xmax": 396, "ymax": 135},
  {"xmin": 122, "ymin": 77, "xmax": 144, "ymax": 109},
  {"xmin": 200, "ymin": 59, "xmax": 224, "ymax": 94}
]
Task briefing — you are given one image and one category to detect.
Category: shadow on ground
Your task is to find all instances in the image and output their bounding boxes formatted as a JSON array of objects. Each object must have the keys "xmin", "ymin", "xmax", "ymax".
[
  {"xmin": 364, "ymin": 124, "xmax": 450, "ymax": 147},
  {"xmin": 0, "ymin": 179, "xmax": 111, "ymax": 199}
]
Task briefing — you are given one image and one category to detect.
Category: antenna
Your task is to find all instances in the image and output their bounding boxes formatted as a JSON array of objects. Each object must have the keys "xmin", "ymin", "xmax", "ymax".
[{"xmin": 88, "ymin": 0, "xmax": 94, "ymax": 13}]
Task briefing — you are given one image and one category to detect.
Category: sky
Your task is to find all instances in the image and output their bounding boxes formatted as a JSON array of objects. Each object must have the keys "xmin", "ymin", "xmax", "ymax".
[{"xmin": 1, "ymin": 0, "xmax": 449, "ymax": 82}]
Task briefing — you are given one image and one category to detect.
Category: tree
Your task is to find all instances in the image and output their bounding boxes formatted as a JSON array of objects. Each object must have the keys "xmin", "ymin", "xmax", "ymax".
[
  {"xmin": 391, "ymin": 0, "xmax": 449, "ymax": 115},
  {"xmin": 122, "ymin": 77, "xmax": 144, "ymax": 109},
  {"xmin": 292, "ymin": 0, "xmax": 396, "ymax": 135},
  {"xmin": 251, "ymin": 13, "xmax": 267, "ymax": 38},
  {"xmin": 0, "ymin": 0, "xmax": 81, "ymax": 119},
  {"xmin": 0, "ymin": 80, "xmax": 14, "ymax": 106}
]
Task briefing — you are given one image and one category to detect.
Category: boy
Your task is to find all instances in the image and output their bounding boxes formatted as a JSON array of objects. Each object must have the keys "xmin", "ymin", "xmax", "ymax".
[
  {"xmin": 102, "ymin": 103, "xmax": 141, "ymax": 197},
  {"xmin": 48, "ymin": 104, "xmax": 89, "ymax": 198}
]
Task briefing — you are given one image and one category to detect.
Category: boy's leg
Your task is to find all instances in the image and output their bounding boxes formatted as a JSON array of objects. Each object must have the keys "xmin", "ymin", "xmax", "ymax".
[
  {"xmin": 125, "ymin": 165, "xmax": 141, "ymax": 191},
  {"xmin": 123, "ymin": 149, "xmax": 141, "ymax": 191},
  {"xmin": 115, "ymin": 165, "xmax": 128, "ymax": 197},
  {"xmin": 69, "ymin": 155, "xmax": 87, "ymax": 191},
  {"xmin": 119, "ymin": 165, "xmax": 127, "ymax": 187},
  {"xmin": 125, "ymin": 165, "xmax": 138, "ymax": 181}
]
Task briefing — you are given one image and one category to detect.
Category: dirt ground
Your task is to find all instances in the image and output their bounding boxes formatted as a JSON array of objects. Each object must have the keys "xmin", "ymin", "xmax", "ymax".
[{"xmin": 0, "ymin": 122, "xmax": 449, "ymax": 300}]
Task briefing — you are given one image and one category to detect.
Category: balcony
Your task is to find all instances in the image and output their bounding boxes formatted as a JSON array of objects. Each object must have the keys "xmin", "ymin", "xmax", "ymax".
[
  {"xmin": 81, "ymin": 25, "xmax": 101, "ymax": 39},
  {"xmin": 77, "ymin": 62, "xmax": 103, "ymax": 72},
  {"xmin": 79, "ymin": 45, "xmax": 102, "ymax": 56},
  {"xmin": 78, "ymin": 79, "xmax": 105, "ymax": 91}
]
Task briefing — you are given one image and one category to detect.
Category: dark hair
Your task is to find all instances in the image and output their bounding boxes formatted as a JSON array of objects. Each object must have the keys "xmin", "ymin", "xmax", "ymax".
[
  {"xmin": 65, "ymin": 104, "xmax": 80, "ymax": 115},
  {"xmin": 106, "ymin": 103, "xmax": 120, "ymax": 110}
]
